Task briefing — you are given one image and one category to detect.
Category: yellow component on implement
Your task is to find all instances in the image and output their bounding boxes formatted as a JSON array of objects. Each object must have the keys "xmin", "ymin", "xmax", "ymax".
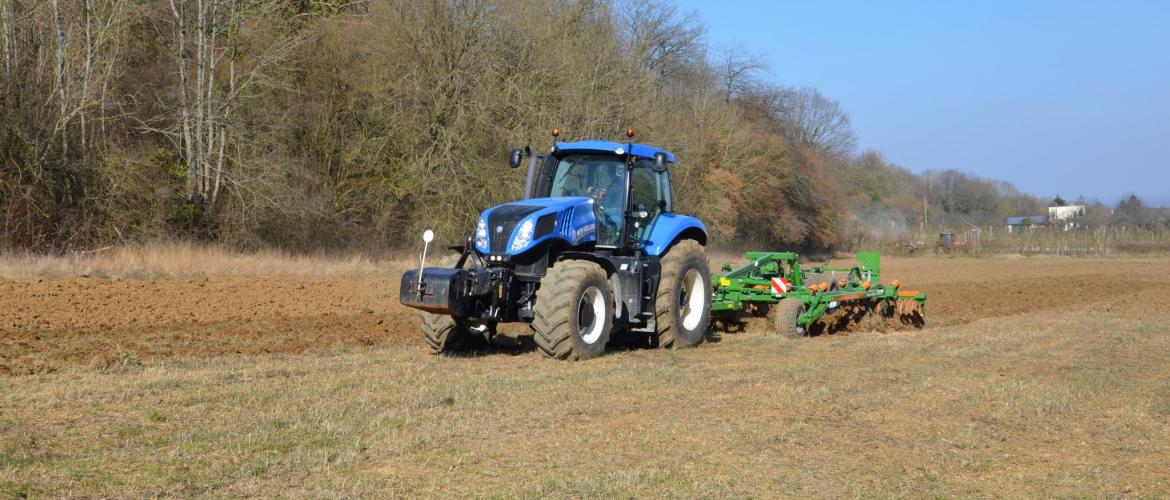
[{"xmin": 719, "ymin": 277, "xmax": 732, "ymax": 287}]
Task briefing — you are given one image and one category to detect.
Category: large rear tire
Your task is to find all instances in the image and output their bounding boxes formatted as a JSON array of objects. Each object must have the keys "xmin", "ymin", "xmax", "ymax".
[
  {"xmin": 654, "ymin": 240, "xmax": 711, "ymax": 349},
  {"xmin": 532, "ymin": 260, "xmax": 614, "ymax": 360}
]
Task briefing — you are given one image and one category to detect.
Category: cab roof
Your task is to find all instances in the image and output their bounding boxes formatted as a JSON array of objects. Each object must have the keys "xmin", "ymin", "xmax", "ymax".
[{"xmin": 554, "ymin": 140, "xmax": 676, "ymax": 164}]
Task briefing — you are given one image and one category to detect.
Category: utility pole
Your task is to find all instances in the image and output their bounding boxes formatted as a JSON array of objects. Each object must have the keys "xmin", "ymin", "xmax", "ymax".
[
  {"xmin": 923, "ymin": 193, "xmax": 928, "ymax": 234},
  {"xmin": 922, "ymin": 173, "xmax": 931, "ymax": 238}
]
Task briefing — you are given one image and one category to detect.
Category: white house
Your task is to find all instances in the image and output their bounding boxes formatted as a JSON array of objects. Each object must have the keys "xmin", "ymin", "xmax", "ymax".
[{"xmin": 1048, "ymin": 205, "xmax": 1086, "ymax": 231}]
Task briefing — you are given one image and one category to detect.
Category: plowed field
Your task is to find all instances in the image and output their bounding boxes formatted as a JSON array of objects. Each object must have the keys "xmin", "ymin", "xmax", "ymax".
[
  {"xmin": 4, "ymin": 257, "xmax": 1169, "ymax": 375},
  {"xmin": 4, "ymin": 256, "xmax": 1170, "ymax": 497}
]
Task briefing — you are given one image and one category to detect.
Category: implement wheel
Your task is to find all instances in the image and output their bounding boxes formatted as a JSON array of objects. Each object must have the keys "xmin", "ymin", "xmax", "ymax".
[
  {"xmin": 532, "ymin": 260, "xmax": 614, "ymax": 360},
  {"xmin": 771, "ymin": 298, "xmax": 807, "ymax": 339},
  {"xmin": 654, "ymin": 240, "xmax": 711, "ymax": 349}
]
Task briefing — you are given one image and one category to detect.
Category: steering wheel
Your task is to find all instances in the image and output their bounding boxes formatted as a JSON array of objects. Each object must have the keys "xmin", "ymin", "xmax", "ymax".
[
  {"xmin": 586, "ymin": 186, "xmax": 607, "ymax": 202},
  {"xmin": 587, "ymin": 187, "xmax": 619, "ymax": 221}
]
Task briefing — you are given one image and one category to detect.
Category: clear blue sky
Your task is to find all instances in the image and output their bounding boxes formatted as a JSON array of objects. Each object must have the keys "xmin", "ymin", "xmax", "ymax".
[{"xmin": 676, "ymin": 0, "xmax": 1169, "ymax": 206}]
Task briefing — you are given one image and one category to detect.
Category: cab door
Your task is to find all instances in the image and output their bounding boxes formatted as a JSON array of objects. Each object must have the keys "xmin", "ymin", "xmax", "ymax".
[{"xmin": 629, "ymin": 161, "xmax": 672, "ymax": 248}]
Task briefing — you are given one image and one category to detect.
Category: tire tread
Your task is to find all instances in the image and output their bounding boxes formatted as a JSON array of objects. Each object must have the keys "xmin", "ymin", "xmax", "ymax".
[
  {"xmin": 654, "ymin": 240, "xmax": 710, "ymax": 349},
  {"xmin": 532, "ymin": 260, "xmax": 610, "ymax": 360}
]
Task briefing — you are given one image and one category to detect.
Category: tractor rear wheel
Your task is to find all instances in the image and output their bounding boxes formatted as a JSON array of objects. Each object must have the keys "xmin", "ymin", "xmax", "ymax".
[
  {"xmin": 772, "ymin": 298, "xmax": 807, "ymax": 339},
  {"xmin": 654, "ymin": 239, "xmax": 711, "ymax": 349},
  {"xmin": 418, "ymin": 255, "xmax": 484, "ymax": 354},
  {"xmin": 532, "ymin": 260, "xmax": 614, "ymax": 360}
]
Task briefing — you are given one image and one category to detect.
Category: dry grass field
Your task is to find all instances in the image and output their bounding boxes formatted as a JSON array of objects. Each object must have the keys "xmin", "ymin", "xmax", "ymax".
[{"xmin": 2, "ymin": 247, "xmax": 1170, "ymax": 497}]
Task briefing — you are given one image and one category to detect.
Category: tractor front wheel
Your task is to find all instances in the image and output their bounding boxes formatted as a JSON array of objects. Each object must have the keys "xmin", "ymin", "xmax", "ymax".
[
  {"xmin": 420, "ymin": 314, "xmax": 484, "ymax": 353},
  {"xmin": 772, "ymin": 298, "xmax": 807, "ymax": 339},
  {"xmin": 654, "ymin": 240, "xmax": 711, "ymax": 349},
  {"xmin": 532, "ymin": 260, "xmax": 615, "ymax": 360},
  {"xmin": 418, "ymin": 255, "xmax": 486, "ymax": 354}
]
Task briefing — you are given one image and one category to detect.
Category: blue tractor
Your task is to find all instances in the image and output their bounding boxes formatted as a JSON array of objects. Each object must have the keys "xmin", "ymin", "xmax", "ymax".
[{"xmin": 399, "ymin": 130, "xmax": 710, "ymax": 360}]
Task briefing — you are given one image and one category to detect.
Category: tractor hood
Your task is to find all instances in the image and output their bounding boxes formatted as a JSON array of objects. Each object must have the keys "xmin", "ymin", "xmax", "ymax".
[{"xmin": 474, "ymin": 196, "xmax": 597, "ymax": 256}]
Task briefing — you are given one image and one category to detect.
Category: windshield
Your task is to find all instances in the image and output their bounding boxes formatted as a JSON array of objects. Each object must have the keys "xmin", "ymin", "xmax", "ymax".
[
  {"xmin": 550, "ymin": 155, "xmax": 625, "ymax": 205},
  {"xmin": 549, "ymin": 154, "xmax": 628, "ymax": 246}
]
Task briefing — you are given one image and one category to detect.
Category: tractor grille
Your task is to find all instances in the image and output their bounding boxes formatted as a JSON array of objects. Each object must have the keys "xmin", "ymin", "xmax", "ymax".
[{"xmin": 487, "ymin": 204, "xmax": 542, "ymax": 253}]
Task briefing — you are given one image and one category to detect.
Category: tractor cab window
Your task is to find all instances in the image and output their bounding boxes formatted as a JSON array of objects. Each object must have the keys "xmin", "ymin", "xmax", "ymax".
[
  {"xmin": 629, "ymin": 159, "xmax": 669, "ymax": 214},
  {"xmin": 549, "ymin": 155, "xmax": 625, "ymax": 203},
  {"xmin": 629, "ymin": 160, "xmax": 672, "ymax": 245},
  {"xmin": 543, "ymin": 153, "xmax": 673, "ymax": 248},
  {"xmin": 549, "ymin": 154, "xmax": 628, "ymax": 246}
]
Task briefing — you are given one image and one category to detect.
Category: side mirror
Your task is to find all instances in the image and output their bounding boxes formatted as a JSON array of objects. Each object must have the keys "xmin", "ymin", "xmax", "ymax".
[
  {"xmin": 508, "ymin": 148, "xmax": 523, "ymax": 168},
  {"xmin": 651, "ymin": 152, "xmax": 668, "ymax": 173}
]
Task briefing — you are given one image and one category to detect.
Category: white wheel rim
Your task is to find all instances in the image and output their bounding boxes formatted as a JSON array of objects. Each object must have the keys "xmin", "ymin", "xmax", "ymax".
[
  {"xmin": 680, "ymin": 268, "xmax": 706, "ymax": 331},
  {"xmin": 577, "ymin": 286, "xmax": 605, "ymax": 344}
]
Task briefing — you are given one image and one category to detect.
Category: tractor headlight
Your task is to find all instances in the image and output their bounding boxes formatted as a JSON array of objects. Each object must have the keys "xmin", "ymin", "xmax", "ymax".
[
  {"xmin": 510, "ymin": 218, "xmax": 534, "ymax": 252},
  {"xmin": 475, "ymin": 218, "xmax": 488, "ymax": 251}
]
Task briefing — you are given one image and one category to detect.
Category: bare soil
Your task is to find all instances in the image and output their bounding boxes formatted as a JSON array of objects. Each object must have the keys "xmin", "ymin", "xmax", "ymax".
[
  {"xmin": 0, "ymin": 276, "xmax": 412, "ymax": 375},
  {"xmin": 3, "ymin": 256, "xmax": 1169, "ymax": 375},
  {"xmin": 3, "ymin": 256, "xmax": 1170, "ymax": 497}
]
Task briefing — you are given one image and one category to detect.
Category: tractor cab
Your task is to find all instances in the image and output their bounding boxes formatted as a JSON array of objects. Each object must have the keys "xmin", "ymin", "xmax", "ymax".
[{"xmin": 530, "ymin": 140, "xmax": 675, "ymax": 249}]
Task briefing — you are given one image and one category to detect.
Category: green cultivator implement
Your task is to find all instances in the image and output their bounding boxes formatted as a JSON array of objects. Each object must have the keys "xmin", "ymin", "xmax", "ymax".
[{"xmin": 711, "ymin": 251, "xmax": 926, "ymax": 337}]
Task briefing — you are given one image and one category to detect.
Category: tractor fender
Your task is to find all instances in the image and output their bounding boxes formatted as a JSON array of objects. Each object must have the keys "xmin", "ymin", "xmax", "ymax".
[
  {"xmin": 557, "ymin": 251, "xmax": 618, "ymax": 275},
  {"xmin": 641, "ymin": 214, "xmax": 707, "ymax": 257}
]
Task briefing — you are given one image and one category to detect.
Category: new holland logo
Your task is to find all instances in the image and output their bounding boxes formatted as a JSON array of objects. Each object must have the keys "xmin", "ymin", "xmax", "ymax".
[
  {"xmin": 572, "ymin": 223, "xmax": 595, "ymax": 243},
  {"xmin": 495, "ymin": 226, "xmax": 503, "ymax": 234}
]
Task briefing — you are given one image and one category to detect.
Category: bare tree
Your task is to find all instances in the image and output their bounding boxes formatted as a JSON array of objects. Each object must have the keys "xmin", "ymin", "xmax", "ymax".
[
  {"xmin": 52, "ymin": 0, "xmax": 67, "ymax": 152},
  {"xmin": 715, "ymin": 46, "xmax": 765, "ymax": 100},
  {"xmin": 160, "ymin": 0, "xmax": 299, "ymax": 205},
  {"xmin": 1115, "ymin": 194, "xmax": 1151, "ymax": 229},
  {"xmin": 42, "ymin": 0, "xmax": 126, "ymax": 158},
  {"xmin": 616, "ymin": 0, "xmax": 706, "ymax": 82},
  {"xmin": 76, "ymin": 0, "xmax": 124, "ymax": 152},
  {"xmin": 0, "ymin": 0, "xmax": 13, "ymax": 76},
  {"xmin": 774, "ymin": 86, "xmax": 857, "ymax": 157}
]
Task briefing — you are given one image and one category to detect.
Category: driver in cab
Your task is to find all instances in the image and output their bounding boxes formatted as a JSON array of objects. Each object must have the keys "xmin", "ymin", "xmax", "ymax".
[{"xmin": 587, "ymin": 164, "xmax": 626, "ymax": 233}]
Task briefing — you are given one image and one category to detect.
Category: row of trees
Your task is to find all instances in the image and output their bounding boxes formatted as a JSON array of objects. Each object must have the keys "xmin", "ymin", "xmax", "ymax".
[
  {"xmin": 0, "ymin": 0, "xmax": 1154, "ymax": 253},
  {"xmin": 1071, "ymin": 195, "xmax": 1170, "ymax": 232}
]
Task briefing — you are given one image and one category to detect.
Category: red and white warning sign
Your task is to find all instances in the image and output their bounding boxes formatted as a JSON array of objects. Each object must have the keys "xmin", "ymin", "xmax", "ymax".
[{"xmin": 770, "ymin": 277, "xmax": 791, "ymax": 295}]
